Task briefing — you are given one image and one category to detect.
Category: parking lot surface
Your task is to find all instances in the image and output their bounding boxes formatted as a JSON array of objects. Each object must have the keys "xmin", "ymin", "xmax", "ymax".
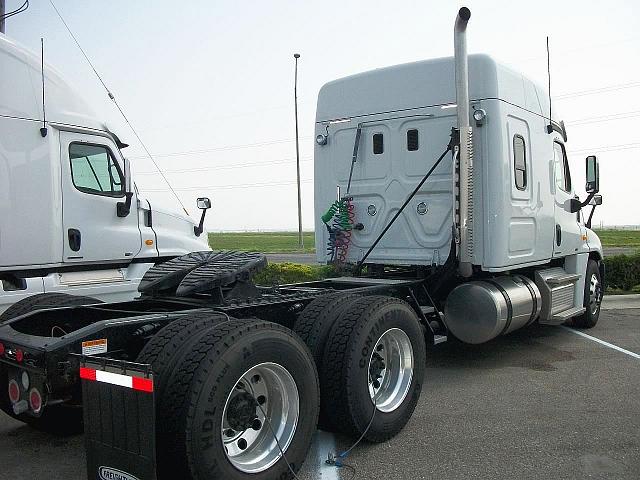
[{"xmin": 1, "ymin": 308, "xmax": 638, "ymax": 480}]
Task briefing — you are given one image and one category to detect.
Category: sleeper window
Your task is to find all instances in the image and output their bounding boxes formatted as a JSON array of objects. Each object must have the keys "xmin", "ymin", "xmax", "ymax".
[
  {"xmin": 69, "ymin": 143, "xmax": 124, "ymax": 197},
  {"xmin": 513, "ymin": 134, "xmax": 527, "ymax": 190},
  {"xmin": 373, "ymin": 133, "xmax": 384, "ymax": 154},
  {"xmin": 407, "ymin": 129, "xmax": 419, "ymax": 151}
]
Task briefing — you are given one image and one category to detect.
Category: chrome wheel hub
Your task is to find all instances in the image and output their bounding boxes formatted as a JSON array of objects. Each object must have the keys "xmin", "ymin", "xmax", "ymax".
[
  {"xmin": 221, "ymin": 363, "xmax": 299, "ymax": 473},
  {"xmin": 368, "ymin": 328, "xmax": 414, "ymax": 413},
  {"xmin": 589, "ymin": 273, "xmax": 602, "ymax": 315}
]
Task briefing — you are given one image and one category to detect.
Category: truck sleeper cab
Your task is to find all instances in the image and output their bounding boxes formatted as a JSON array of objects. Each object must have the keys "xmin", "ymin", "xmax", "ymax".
[{"xmin": 314, "ymin": 50, "xmax": 604, "ymax": 340}]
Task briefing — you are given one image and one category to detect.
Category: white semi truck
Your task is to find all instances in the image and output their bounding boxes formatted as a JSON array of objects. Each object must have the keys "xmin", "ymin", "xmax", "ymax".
[
  {"xmin": 0, "ymin": 8, "xmax": 605, "ymax": 480},
  {"xmin": 0, "ymin": 33, "xmax": 211, "ymax": 316}
]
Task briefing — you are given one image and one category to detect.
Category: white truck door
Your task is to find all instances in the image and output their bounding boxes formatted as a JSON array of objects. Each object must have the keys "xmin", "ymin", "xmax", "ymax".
[
  {"xmin": 552, "ymin": 141, "xmax": 582, "ymax": 258},
  {"xmin": 60, "ymin": 131, "xmax": 142, "ymax": 263}
]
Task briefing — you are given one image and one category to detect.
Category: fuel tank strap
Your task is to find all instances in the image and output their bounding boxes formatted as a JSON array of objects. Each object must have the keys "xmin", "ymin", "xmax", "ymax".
[{"xmin": 483, "ymin": 279, "xmax": 513, "ymax": 335}]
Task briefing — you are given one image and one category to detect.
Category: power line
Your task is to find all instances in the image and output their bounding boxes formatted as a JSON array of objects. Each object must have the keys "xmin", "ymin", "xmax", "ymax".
[
  {"xmin": 143, "ymin": 179, "xmax": 313, "ymax": 193},
  {"xmin": 127, "ymin": 136, "xmax": 313, "ymax": 160},
  {"xmin": 0, "ymin": 0, "xmax": 28, "ymax": 22},
  {"xmin": 566, "ymin": 110, "xmax": 640, "ymax": 126},
  {"xmin": 554, "ymin": 81, "xmax": 640, "ymax": 100},
  {"xmin": 569, "ymin": 142, "xmax": 640, "ymax": 155},
  {"xmin": 136, "ymin": 157, "xmax": 312, "ymax": 175},
  {"xmin": 48, "ymin": 0, "xmax": 188, "ymax": 214}
]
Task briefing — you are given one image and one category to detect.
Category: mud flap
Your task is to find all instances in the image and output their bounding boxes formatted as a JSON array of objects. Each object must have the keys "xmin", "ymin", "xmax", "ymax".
[{"xmin": 81, "ymin": 357, "xmax": 156, "ymax": 480}]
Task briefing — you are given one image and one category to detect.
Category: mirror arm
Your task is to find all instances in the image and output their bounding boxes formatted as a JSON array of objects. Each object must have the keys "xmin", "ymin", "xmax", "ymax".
[
  {"xmin": 579, "ymin": 191, "xmax": 596, "ymax": 209},
  {"xmin": 194, "ymin": 209, "xmax": 207, "ymax": 237},
  {"xmin": 117, "ymin": 192, "xmax": 133, "ymax": 218},
  {"xmin": 586, "ymin": 204, "xmax": 597, "ymax": 229}
]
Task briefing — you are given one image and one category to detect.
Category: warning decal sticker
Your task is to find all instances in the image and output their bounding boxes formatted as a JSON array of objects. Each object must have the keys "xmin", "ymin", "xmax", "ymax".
[{"xmin": 82, "ymin": 339, "xmax": 108, "ymax": 356}]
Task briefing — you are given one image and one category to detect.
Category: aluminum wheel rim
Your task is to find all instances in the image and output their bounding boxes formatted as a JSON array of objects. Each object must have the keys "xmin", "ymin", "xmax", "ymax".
[
  {"xmin": 221, "ymin": 362, "xmax": 299, "ymax": 473},
  {"xmin": 589, "ymin": 273, "xmax": 602, "ymax": 315},
  {"xmin": 368, "ymin": 328, "xmax": 414, "ymax": 413}
]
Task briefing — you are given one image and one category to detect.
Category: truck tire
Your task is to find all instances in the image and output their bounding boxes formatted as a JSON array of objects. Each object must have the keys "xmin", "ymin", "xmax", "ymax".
[
  {"xmin": 0, "ymin": 292, "xmax": 102, "ymax": 323},
  {"xmin": 572, "ymin": 259, "xmax": 603, "ymax": 329},
  {"xmin": 0, "ymin": 293, "xmax": 101, "ymax": 434},
  {"xmin": 293, "ymin": 292, "xmax": 361, "ymax": 366},
  {"xmin": 136, "ymin": 311, "xmax": 229, "ymax": 397},
  {"xmin": 293, "ymin": 292, "xmax": 361, "ymax": 428},
  {"xmin": 321, "ymin": 296, "xmax": 426, "ymax": 442},
  {"xmin": 158, "ymin": 320, "xmax": 319, "ymax": 480}
]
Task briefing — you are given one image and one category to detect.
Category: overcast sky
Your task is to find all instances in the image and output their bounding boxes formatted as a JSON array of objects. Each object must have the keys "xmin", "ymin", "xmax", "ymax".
[{"xmin": 5, "ymin": 0, "xmax": 640, "ymax": 230}]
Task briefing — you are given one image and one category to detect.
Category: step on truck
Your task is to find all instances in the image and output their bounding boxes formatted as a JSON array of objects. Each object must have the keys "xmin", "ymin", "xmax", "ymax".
[
  {"xmin": 0, "ymin": 33, "xmax": 211, "ymax": 316},
  {"xmin": 0, "ymin": 8, "xmax": 604, "ymax": 480}
]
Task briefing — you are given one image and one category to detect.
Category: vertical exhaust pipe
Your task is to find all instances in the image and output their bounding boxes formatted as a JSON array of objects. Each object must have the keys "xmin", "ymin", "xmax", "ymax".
[{"xmin": 454, "ymin": 7, "xmax": 473, "ymax": 277}]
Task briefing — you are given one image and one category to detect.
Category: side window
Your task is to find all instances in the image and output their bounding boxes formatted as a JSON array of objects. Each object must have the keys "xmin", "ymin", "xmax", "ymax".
[
  {"xmin": 372, "ymin": 133, "xmax": 384, "ymax": 155},
  {"xmin": 553, "ymin": 141, "xmax": 571, "ymax": 192},
  {"xmin": 513, "ymin": 134, "xmax": 527, "ymax": 190},
  {"xmin": 69, "ymin": 143, "xmax": 124, "ymax": 197},
  {"xmin": 407, "ymin": 129, "xmax": 419, "ymax": 151}
]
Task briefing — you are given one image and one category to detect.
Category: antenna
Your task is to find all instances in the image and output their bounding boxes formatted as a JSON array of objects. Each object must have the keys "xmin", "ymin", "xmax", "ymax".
[
  {"xmin": 546, "ymin": 36, "xmax": 553, "ymax": 134},
  {"xmin": 40, "ymin": 37, "xmax": 48, "ymax": 138}
]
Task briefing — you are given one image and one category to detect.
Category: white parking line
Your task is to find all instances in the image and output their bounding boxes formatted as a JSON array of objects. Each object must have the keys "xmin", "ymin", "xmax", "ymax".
[{"xmin": 561, "ymin": 326, "xmax": 640, "ymax": 359}]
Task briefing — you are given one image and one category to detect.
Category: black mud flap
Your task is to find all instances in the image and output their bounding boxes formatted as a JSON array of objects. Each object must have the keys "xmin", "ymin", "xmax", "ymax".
[{"xmin": 81, "ymin": 357, "xmax": 156, "ymax": 480}]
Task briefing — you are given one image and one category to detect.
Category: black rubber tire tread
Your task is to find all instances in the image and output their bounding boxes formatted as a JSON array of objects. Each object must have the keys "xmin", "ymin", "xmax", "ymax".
[
  {"xmin": 0, "ymin": 292, "xmax": 102, "ymax": 323},
  {"xmin": 136, "ymin": 310, "xmax": 229, "ymax": 397},
  {"xmin": 572, "ymin": 259, "xmax": 602, "ymax": 329},
  {"xmin": 159, "ymin": 319, "xmax": 319, "ymax": 480},
  {"xmin": 320, "ymin": 295, "xmax": 426, "ymax": 442},
  {"xmin": 293, "ymin": 292, "xmax": 361, "ymax": 366},
  {"xmin": 0, "ymin": 293, "xmax": 101, "ymax": 434}
]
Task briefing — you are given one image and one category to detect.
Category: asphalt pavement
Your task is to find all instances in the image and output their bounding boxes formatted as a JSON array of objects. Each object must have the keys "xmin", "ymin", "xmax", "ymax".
[{"xmin": 1, "ymin": 307, "xmax": 638, "ymax": 480}]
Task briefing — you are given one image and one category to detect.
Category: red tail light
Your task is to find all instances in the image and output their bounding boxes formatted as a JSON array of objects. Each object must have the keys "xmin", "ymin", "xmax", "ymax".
[
  {"xmin": 15, "ymin": 349, "xmax": 24, "ymax": 363},
  {"xmin": 0, "ymin": 342, "xmax": 4, "ymax": 356},
  {"xmin": 29, "ymin": 388, "xmax": 42, "ymax": 414},
  {"xmin": 8, "ymin": 380, "xmax": 20, "ymax": 404}
]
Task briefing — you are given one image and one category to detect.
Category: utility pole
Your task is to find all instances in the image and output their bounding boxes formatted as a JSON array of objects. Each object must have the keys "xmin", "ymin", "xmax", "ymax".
[
  {"xmin": 0, "ymin": 0, "xmax": 6, "ymax": 34},
  {"xmin": 293, "ymin": 53, "xmax": 303, "ymax": 249}
]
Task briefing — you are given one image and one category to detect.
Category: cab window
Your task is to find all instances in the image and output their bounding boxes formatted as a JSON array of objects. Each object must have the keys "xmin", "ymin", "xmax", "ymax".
[
  {"xmin": 553, "ymin": 141, "xmax": 571, "ymax": 192},
  {"xmin": 69, "ymin": 143, "xmax": 124, "ymax": 197}
]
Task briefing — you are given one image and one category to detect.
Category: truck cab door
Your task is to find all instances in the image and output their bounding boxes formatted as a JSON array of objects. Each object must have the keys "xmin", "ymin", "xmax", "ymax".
[
  {"xmin": 552, "ymin": 140, "xmax": 582, "ymax": 258},
  {"xmin": 60, "ymin": 131, "xmax": 142, "ymax": 263}
]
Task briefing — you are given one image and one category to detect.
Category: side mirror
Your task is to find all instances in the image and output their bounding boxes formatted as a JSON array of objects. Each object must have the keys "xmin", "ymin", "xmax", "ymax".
[
  {"xmin": 588, "ymin": 194, "xmax": 602, "ymax": 206},
  {"xmin": 197, "ymin": 197, "xmax": 211, "ymax": 210},
  {"xmin": 585, "ymin": 194, "xmax": 602, "ymax": 229},
  {"xmin": 585, "ymin": 155, "xmax": 599, "ymax": 194},
  {"xmin": 117, "ymin": 157, "xmax": 133, "ymax": 218},
  {"xmin": 194, "ymin": 197, "xmax": 211, "ymax": 237}
]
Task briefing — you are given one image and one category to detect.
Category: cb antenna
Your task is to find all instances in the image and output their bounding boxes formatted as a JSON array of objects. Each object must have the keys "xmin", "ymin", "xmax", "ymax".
[
  {"xmin": 545, "ymin": 36, "xmax": 553, "ymax": 134},
  {"xmin": 40, "ymin": 37, "xmax": 48, "ymax": 137}
]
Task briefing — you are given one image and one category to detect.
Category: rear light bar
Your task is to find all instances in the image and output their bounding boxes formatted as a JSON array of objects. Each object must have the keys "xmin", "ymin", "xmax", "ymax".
[{"xmin": 0, "ymin": 342, "xmax": 5, "ymax": 356}]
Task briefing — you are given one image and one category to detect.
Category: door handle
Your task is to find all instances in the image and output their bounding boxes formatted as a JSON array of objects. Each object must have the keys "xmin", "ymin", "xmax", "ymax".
[
  {"xmin": 68, "ymin": 229, "xmax": 81, "ymax": 252},
  {"xmin": 555, "ymin": 224, "xmax": 562, "ymax": 246}
]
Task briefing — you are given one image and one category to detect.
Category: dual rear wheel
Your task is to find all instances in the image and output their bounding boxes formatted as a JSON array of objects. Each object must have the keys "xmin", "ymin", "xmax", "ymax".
[
  {"xmin": 138, "ymin": 315, "xmax": 319, "ymax": 480},
  {"xmin": 294, "ymin": 294, "xmax": 426, "ymax": 442}
]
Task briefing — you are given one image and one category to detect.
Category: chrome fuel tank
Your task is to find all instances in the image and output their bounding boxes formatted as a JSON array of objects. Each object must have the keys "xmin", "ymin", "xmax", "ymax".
[{"xmin": 444, "ymin": 275, "xmax": 541, "ymax": 344}]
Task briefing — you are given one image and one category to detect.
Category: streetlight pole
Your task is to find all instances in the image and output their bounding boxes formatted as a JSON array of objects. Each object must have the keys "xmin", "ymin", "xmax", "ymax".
[
  {"xmin": 293, "ymin": 53, "xmax": 303, "ymax": 249},
  {"xmin": 0, "ymin": 0, "xmax": 6, "ymax": 34}
]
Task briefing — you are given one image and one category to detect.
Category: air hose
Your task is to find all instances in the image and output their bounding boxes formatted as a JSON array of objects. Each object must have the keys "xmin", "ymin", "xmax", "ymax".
[{"xmin": 322, "ymin": 198, "xmax": 354, "ymax": 264}]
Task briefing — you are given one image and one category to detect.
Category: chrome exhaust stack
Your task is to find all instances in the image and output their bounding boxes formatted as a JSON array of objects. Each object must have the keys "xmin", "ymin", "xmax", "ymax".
[{"xmin": 454, "ymin": 7, "xmax": 474, "ymax": 277}]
